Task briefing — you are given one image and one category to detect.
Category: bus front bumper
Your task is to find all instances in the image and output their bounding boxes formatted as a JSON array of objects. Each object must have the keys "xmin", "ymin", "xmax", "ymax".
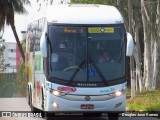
[{"xmin": 45, "ymin": 92, "xmax": 126, "ymax": 112}]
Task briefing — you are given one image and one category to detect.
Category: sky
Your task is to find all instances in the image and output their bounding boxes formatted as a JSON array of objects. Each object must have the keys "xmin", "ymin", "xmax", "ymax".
[{"xmin": 3, "ymin": 0, "xmax": 69, "ymax": 43}]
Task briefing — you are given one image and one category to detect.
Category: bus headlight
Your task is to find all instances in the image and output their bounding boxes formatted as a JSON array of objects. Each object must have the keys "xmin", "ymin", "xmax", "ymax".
[
  {"xmin": 114, "ymin": 90, "xmax": 124, "ymax": 97},
  {"xmin": 49, "ymin": 89, "xmax": 67, "ymax": 96},
  {"xmin": 52, "ymin": 90, "xmax": 60, "ymax": 96}
]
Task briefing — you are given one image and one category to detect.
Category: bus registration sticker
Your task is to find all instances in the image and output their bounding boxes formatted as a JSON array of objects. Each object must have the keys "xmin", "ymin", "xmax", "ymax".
[{"xmin": 88, "ymin": 27, "xmax": 114, "ymax": 33}]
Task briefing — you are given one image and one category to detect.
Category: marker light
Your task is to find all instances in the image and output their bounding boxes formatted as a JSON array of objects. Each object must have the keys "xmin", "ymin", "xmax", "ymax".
[
  {"xmin": 58, "ymin": 86, "xmax": 76, "ymax": 92},
  {"xmin": 115, "ymin": 91, "xmax": 122, "ymax": 97}
]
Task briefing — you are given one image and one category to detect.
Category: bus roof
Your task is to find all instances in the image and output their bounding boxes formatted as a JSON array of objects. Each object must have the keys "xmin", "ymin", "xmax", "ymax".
[{"xmin": 46, "ymin": 4, "xmax": 124, "ymax": 25}]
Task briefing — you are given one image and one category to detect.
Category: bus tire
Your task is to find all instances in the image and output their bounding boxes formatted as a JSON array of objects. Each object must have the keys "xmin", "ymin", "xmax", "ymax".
[
  {"xmin": 45, "ymin": 112, "xmax": 55, "ymax": 120},
  {"xmin": 29, "ymin": 89, "xmax": 40, "ymax": 113},
  {"xmin": 27, "ymin": 87, "xmax": 30, "ymax": 106},
  {"xmin": 30, "ymin": 97, "xmax": 39, "ymax": 113},
  {"xmin": 29, "ymin": 88, "xmax": 32, "ymax": 108},
  {"xmin": 40, "ymin": 88, "xmax": 45, "ymax": 118},
  {"xmin": 41, "ymin": 87, "xmax": 44, "ymax": 110},
  {"xmin": 108, "ymin": 113, "xmax": 119, "ymax": 120},
  {"xmin": 31, "ymin": 105, "xmax": 38, "ymax": 113},
  {"xmin": 40, "ymin": 110, "xmax": 45, "ymax": 118},
  {"xmin": 83, "ymin": 113, "xmax": 102, "ymax": 117}
]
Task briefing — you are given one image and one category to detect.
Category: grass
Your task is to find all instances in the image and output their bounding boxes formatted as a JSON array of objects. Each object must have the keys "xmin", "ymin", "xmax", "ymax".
[{"xmin": 126, "ymin": 89, "xmax": 160, "ymax": 111}]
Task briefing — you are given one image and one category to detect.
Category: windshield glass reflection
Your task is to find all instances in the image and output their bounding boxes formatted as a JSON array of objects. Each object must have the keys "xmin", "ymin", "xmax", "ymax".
[{"xmin": 48, "ymin": 26, "xmax": 125, "ymax": 83}]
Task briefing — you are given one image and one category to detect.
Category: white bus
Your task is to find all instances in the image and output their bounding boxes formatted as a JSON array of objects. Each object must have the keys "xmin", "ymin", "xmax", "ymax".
[{"xmin": 26, "ymin": 4, "xmax": 134, "ymax": 120}]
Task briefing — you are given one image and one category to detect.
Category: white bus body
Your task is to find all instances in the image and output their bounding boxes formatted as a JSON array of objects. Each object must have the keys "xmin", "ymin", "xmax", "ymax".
[{"xmin": 26, "ymin": 4, "xmax": 133, "ymax": 120}]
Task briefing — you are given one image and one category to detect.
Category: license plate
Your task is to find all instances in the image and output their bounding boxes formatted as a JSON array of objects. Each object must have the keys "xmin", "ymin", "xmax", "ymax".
[{"xmin": 81, "ymin": 104, "xmax": 94, "ymax": 109}]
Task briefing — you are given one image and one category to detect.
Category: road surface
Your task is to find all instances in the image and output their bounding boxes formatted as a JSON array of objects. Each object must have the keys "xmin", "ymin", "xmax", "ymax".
[{"xmin": 0, "ymin": 98, "xmax": 159, "ymax": 120}]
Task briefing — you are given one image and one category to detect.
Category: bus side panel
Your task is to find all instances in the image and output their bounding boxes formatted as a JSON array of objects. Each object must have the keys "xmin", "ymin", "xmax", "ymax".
[
  {"xmin": 26, "ymin": 32, "xmax": 34, "ymax": 83},
  {"xmin": 26, "ymin": 17, "xmax": 46, "ymax": 110},
  {"xmin": 33, "ymin": 51, "xmax": 45, "ymax": 110}
]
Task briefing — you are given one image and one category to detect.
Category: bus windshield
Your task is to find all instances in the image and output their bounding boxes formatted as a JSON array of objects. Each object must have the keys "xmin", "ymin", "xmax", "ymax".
[{"xmin": 48, "ymin": 25, "xmax": 125, "ymax": 85}]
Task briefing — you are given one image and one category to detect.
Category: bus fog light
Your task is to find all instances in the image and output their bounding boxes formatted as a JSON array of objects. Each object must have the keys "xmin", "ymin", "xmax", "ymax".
[
  {"xmin": 115, "ymin": 91, "xmax": 122, "ymax": 97},
  {"xmin": 52, "ymin": 102, "xmax": 58, "ymax": 108}
]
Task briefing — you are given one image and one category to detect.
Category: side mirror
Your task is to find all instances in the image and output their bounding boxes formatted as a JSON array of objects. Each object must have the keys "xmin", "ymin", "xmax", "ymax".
[
  {"xmin": 126, "ymin": 33, "xmax": 134, "ymax": 56},
  {"xmin": 40, "ymin": 32, "xmax": 47, "ymax": 57}
]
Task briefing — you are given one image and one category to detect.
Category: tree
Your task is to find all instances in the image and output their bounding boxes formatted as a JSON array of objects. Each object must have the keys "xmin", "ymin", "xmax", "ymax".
[
  {"xmin": 0, "ymin": 0, "xmax": 30, "ymax": 62},
  {"xmin": 0, "ymin": 40, "xmax": 5, "ymax": 72},
  {"xmin": 141, "ymin": 0, "xmax": 160, "ymax": 90}
]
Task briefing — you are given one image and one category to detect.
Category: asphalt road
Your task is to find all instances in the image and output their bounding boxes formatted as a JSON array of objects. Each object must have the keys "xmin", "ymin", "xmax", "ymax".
[{"xmin": 0, "ymin": 98, "xmax": 159, "ymax": 120}]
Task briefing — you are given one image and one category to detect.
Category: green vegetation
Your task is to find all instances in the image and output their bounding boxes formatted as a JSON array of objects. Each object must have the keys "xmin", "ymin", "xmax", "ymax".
[
  {"xmin": 0, "ymin": 73, "xmax": 16, "ymax": 97},
  {"xmin": 14, "ymin": 39, "xmax": 27, "ymax": 97},
  {"xmin": 14, "ymin": 62, "xmax": 27, "ymax": 97},
  {"xmin": 126, "ymin": 90, "xmax": 160, "ymax": 111},
  {"xmin": 0, "ymin": 39, "xmax": 5, "ymax": 72}
]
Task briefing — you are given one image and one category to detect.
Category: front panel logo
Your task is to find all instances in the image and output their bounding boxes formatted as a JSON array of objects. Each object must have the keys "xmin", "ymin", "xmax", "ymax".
[{"xmin": 85, "ymin": 96, "xmax": 91, "ymax": 101}]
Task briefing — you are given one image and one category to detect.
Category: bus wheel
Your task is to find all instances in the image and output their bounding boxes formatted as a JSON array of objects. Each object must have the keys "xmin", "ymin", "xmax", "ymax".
[
  {"xmin": 29, "ymin": 89, "xmax": 32, "ymax": 108},
  {"xmin": 27, "ymin": 87, "xmax": 30, "ymax": 105},
  {"xmin": 29, "ymin": 91, "xmax": 39, "ymax": 113},
  {"xmin": 31, "ymin": 105, "xmax": 39, "ymax": 113},
  {"xmin": 83, "ymin": 113, "xmax": 102, "ymax": 117},
  {"xmin": 108, "ymin": 113, "xmax": 119, "ymax": 120},
  {"xmin": 45, "ymin": 112, "xmax": 55, "ymax": 120}
]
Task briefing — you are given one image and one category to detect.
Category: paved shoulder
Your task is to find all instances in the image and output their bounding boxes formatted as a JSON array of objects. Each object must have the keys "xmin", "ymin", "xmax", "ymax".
[
  {"xmin": 0, "ymin": 98, "xmax": 29, "ymax": 111},
  {"xmin": 0, "ymin": 98, "xmax": 159, "ymax": 120}
]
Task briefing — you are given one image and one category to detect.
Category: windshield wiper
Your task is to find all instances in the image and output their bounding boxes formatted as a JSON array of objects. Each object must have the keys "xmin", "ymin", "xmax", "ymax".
[
  {"xmin": 88, "ymin": 52, "xmax": 108, "ymax": 85},
  {"xmin": 68, "ymin": 60, "xmax": 86, "ymax": 85},
  {"xmin": 90, "ymin": 60, "xmax": 108, "ymax": 85}
]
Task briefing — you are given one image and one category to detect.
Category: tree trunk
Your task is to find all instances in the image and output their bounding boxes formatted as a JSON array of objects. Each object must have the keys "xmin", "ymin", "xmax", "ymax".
[
  {"xmin": 141, "ymin": 0, "xmax": 160, "ymax": 90},
  {"xmin": 0, "ymin": 45, "xmax": 5, "ymax": 72},
  {"xmin": 10, "ymin": 24, "xmax": 25, "ymax": 62},
  {"xmin": 134, "ymin": 26, "xmax": 143, "ymax": 91},
  {"xmin": 155, "ymin": 40, "xmax": 160, "ymax": 88},
  {"xmin": 128, "ymin": 0, "xmax": 135, "ymax": 98},
  {"xmin": 155, "ymin": 0, "xmax": 160, "ymax": 88},
  {"xmin": 144, "ymin": 39, "xmax": 152, "ymax": 89},
  {"xmin": 141, "ymin": 0, "xmax": 153, "ymax": 90},
  {"xmin": 117, "ymin": 0, "xmax": 120, "ymax": 6},
  {"xmin": 152, "ymin": 39, "xmax": 158, "ymax": 90}
]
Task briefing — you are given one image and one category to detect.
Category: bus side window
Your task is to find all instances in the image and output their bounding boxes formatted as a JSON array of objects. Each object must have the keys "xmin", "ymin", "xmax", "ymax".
[{"xmin": 43, "ymin": 58, "xmax": 47, "ymax": 75}]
